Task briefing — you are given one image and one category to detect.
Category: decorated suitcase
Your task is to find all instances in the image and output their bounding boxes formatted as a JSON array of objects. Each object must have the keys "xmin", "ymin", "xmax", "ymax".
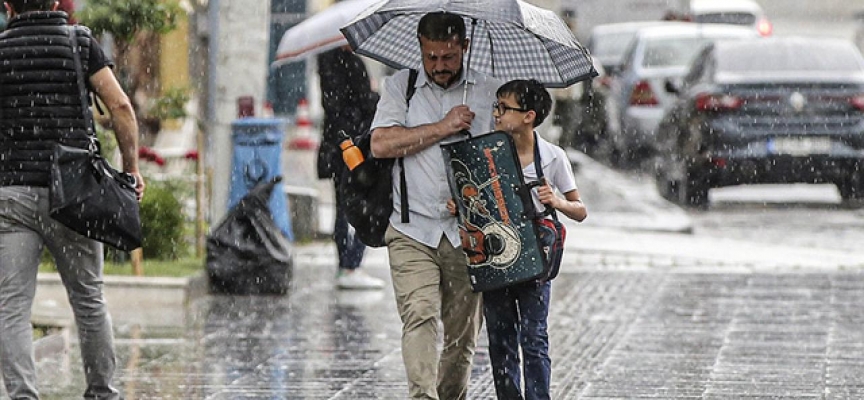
[{"xmin": 442, "ymin": 131, "xmax": 546, "ymax": 292}]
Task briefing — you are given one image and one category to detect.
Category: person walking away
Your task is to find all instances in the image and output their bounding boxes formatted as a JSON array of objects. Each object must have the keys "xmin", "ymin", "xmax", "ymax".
[
  {"xmin": 0, "ymin": 1, "xmax": 144, "ymax": 398},
  {"xmin": 485, "ymin": 79, "xmax": 587, "ymax": 400},
  {"xmin": 368, "ymin": 11, "xmax": 503, "ymax": 399},
  {"xmin": 316, "ymin": 46, "xmax": 385, "ymax": 290}
]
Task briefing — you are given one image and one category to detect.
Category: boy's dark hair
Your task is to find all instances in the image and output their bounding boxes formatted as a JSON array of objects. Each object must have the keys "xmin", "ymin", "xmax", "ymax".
[
  {"xmin": 417, "ymin": 12, "xmax": 466, "ymax": 42},
  {"xmin": 6, "ymin": 0, "xmax": 55, "ymax": 13},
  {"xmin": 497, "ymin": 79, "xmax": 553, "ymax": 127}
]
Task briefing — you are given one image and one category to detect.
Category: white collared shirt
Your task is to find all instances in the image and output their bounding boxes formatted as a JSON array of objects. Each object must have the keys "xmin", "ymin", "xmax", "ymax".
[
  {"xmin": 522, "ymin": 134, "xmax": 578, "ymax": 214},
  {"xmin": 371, "ymin": 68, "xmax": 504, "ymax": 248}
]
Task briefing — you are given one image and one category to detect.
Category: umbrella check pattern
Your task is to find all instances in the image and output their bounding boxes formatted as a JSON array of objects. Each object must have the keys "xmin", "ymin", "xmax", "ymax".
[{"xmin": 341, "ymin": 0, "xmax": 597, "ymax": 88}]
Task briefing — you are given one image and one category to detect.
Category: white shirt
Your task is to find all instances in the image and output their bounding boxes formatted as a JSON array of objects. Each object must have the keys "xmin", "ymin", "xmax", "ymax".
[
  {"xmin": 522, "ymin": 134, "xmax": 578, "ymax": 214},
  {"xmin": 371, "ymin": 68, "xmax": 504, "ymax": 248}
]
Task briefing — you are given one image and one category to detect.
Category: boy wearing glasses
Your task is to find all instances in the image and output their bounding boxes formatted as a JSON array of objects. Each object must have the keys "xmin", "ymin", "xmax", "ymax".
[{"xmin": 484, "ymin": 79, "xmax": 587, "ymax": 400}]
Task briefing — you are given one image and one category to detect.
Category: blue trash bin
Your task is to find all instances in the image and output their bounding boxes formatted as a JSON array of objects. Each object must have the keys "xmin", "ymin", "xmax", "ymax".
[{"xmin": 229, "ymin": 118, "xmax": 294, "ymax": 241}]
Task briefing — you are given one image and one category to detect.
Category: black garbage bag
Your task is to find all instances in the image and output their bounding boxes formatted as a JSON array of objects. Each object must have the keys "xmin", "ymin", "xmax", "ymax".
[{"xmin": 206, "ymin": 177, "xmax": 293, "ymax": 295}]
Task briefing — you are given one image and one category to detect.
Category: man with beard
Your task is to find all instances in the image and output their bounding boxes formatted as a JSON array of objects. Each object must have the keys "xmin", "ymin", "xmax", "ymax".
[{"xmin": 368, "ymin": 11, "xmax": 503, "ymax": 400}]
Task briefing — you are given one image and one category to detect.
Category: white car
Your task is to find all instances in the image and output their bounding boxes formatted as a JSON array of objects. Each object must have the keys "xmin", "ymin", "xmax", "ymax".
[
  {"xmin": 587, "ymin": 21, "xmax": 685, "ymax": 75},
  {"xmin": 689, "ymin": 0, "xmax": 772, "ymax": 36},
  {"xmin": 604, "ymin": 23, "xmax": 759, "ymax": 165},
  {"xmin": 856, "ymin": 10, "xmax": 864, "ymax": 53}
]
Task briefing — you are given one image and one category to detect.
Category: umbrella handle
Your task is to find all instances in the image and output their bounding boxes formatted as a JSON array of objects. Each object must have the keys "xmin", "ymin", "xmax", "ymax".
[{"xmin": 462, "ymin": 18, "xmax": 478, "ymax": 105}]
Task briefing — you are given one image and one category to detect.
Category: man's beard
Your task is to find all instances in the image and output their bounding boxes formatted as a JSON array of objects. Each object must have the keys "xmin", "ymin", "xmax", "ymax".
[{"xmin": 431, "ymin": 67, "xmax": 463, "ymax": 88}]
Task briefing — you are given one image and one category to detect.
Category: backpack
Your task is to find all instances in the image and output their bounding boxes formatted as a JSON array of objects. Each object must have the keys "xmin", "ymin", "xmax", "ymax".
[
  {"xmin": 531, "ymin": 133, "xmax": 567, "ymax": 281},
  {"xmin": 338, "ymin": 70, "xmax": 418, "ymax": 247}
]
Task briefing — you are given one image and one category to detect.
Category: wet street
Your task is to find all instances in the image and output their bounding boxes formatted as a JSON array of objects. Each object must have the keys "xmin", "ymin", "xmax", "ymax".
[{"xmin": 30, "ymin": 157, "xmax": 864, "ymax": 399}]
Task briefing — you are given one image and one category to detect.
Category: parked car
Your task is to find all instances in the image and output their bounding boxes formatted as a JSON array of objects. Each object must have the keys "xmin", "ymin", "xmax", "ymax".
[
  {"xmin": 688, "ymin": 0, "xmax": 772, "ymax": 36},
  {"xmin": 586, "ymin": 21, "xmax": 682, "ymax": 75},
  {"xmin": 654, "ymin": 37, "xmax": 864, "ymax": 207},
  {"xmin": 604, "ymin": 23, "xmax": 758, "ymax": 166}
]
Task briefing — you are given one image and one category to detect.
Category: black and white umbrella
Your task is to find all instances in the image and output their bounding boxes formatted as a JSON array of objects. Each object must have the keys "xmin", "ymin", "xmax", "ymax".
[{"xmin": 340, "ymin": 0, "xmax": 597, "ymax": 89}]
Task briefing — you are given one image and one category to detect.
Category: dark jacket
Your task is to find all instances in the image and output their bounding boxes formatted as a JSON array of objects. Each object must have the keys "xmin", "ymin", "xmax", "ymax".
[
  {"xmin": 316, "ymin": 48, "xmax": 379, "ymax": 179},
  {"xmin": 0, "ymin": 11, "xmax": 95, "ymax": 186}
]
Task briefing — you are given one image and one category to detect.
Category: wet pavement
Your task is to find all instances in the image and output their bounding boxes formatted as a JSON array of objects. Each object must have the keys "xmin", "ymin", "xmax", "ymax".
[
  {"xmin": 21, "ymin": 153, "xmax": 864, "ymax": 399},
  {"xmin": 29, "ymin": 254, "xmax": 864, "ymax": 399}
]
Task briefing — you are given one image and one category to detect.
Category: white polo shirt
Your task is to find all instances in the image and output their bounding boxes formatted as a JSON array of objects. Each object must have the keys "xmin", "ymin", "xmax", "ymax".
[{"xmin": 370, "ymin": 68, "xmax": 503, "ymax": 248}]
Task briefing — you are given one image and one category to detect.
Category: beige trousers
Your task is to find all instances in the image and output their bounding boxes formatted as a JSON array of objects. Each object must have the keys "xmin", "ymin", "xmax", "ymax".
[{"xmin": 385, "ymin": 225, "xmax": 483, "ymax": 400}]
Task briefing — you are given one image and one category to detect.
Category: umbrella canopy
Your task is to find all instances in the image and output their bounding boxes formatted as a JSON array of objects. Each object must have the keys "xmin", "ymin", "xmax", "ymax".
[
  {"xmin": 274, "ymin": 0, "xmax": 383, "ymax": 66},
  {"xmin": 340, "ymin": 0, "xmax": 597, "ymax": 88}
]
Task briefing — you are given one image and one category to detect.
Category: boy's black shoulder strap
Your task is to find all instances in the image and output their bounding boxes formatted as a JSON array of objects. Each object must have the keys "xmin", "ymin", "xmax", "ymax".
[
  {"xmin": 533, "ymin": 132, "xmax": 559, "ymax": 222},
  {"xmin": 397, "ymin": 69, "xmax": 418, "ymax": 224}
]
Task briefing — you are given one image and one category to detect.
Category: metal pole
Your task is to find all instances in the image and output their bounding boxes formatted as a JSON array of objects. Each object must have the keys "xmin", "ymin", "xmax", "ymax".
[{"xmin": 462, "ymin": 18, "xmax": 478, "ymax": 105}]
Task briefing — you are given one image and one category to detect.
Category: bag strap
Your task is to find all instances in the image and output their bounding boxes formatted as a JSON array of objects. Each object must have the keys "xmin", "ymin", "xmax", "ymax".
[
  {"xmin": 67, "ymin": 26, "xmax": 98, "ymax": 149},
  {"xmin": 532, "ymin": 132, "xmax": 559, "ymax": 222},
  {"xmin": 406, "ymin": 69, "xmax": 418, "ymax": 103},
  {"xmin": 397, "ymin": 69, "xmax": 418, "ymax": 224}
]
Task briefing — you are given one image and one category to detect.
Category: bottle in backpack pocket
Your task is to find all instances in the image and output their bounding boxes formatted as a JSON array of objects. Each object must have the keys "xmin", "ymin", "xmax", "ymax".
[{"xmin": 340, "ymin": 135, "xmax": 364, "ymax": 171}]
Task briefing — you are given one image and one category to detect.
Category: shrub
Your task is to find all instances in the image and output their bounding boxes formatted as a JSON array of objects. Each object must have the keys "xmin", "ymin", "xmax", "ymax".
[{"xmin": 140, "ymin": 181, "xmax": 186, "ymax": 260}]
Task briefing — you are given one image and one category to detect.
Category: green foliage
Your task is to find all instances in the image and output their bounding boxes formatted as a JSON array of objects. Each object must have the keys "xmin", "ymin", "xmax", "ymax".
[
  {"xmin": 79, "ymin": 0, "xmax": 182, "ymax": 43},
  {"xmin": 39, "ymin": 257, "xmax": 203, "ymax": 278},
  {"xmin": 149, "ymin": 86, "xmax": 191, "ymax": 121},
  {"xmin": 140, "ymin": 180, "xmax": 186, "ymax": 260},
  {"xmin": 104, "ymin": 257, "xmax": 203, "ymax": 277},
  {"xmin": 95, "ymin": 122, "xmax": 118, "ymax": 160}
]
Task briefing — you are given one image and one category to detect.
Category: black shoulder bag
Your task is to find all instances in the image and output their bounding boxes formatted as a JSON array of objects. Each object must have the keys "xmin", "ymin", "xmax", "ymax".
[{"xmin": 48, "ymin": 26, "xmax": 142, "ymax": 251}]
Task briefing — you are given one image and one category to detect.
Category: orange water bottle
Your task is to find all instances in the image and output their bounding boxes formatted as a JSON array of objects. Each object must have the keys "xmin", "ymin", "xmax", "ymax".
[{"xmin": 340, "ymin": 133, "xmax": 364, "ymax": 171}]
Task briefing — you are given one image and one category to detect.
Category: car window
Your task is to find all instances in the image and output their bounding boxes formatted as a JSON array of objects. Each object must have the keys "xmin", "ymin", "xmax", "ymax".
[
  {"xmin": 641, "ymin": 33, "xmax": 754, "ymax": 68},
  {"xmin": 642, "ymin": 37, "xmax": 711, "ymax": 68},
  {"xmin": 592, "ymin": 32, "xmax": 638, "ymax": 61},
  {"xmin": 717, "ymin": 42, "xmax": 864, "ymax": 73},
  {"xmin": 694, "ymin": 12, "xmax": 757, "ymax": 26},
  {"xmin": 682, "ymin": 47, "xmax": 711, "ymax": 87},
  {"xmin": 618, "ymin": 40, "xmax": 637, "ymax": 73}
]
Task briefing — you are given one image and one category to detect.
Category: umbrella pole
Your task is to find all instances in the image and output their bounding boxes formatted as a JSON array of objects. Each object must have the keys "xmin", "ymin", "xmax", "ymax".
[{"xmin": 462, "ymin": 18, "xmax": 478, "ymax": 105}]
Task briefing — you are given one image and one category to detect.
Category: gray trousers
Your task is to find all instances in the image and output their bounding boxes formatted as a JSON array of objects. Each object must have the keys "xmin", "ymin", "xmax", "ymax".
[{"xmin": 0, "ymin": 186, "xmax": 120, "ymax": 399}]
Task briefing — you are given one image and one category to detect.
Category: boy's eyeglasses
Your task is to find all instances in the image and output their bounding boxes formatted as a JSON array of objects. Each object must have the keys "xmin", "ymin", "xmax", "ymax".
[{"xmin": 493, "ymin": 101, "xmax": 528, "ymax": 115}]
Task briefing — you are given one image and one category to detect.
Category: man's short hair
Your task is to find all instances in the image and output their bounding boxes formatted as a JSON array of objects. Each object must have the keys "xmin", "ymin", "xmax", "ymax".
[
  {"xmin": 6, "ymin": 0, "xmax": 55, "ymax": 13},
  {"xmin": 417, "ymin": 12, "xmax": 466, "ymax": 42},
  {"xmin": 497, "ymin": 79, "xmax": 553, "ymax": 127}
]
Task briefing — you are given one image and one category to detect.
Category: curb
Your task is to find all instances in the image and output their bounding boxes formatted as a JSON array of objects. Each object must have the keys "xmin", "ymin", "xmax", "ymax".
[
  {"xmin": 32, "ymin": 315, "xmax": 71, "ymax": 363},
  {"xmin": 33, "ymin": 272, "xmax": 210, "ymax": 330}
]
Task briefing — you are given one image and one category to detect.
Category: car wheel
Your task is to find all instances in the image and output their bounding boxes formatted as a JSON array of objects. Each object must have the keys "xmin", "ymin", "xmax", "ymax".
[
  {"xmin": 653, "ymin": 162, "xmax": 677, "ymax": 202},
  {"xmin": 609, "ymin": 145, "xmax": 625, "ymax": 168},
  {"xmin": 837, "ymin": 168, "xmax": 864, "ymax": 205},
  {"xmin": 680, "ymin": 167, "xmax": 710, "ymax": 208},
  {"xmin": 655, "ymin": 175, "xmax": 677, "ymax": 202}
]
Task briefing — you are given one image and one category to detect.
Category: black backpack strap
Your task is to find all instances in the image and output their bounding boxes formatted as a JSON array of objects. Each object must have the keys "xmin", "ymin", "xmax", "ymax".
[
  {"xmin": 398, "ymin": 69, "xmax": 419, "ymax": 224},
  {"xmin": 406, "ymin": 69, "xmax": 418, "ymax": 102},
  {"xmin": 533, "ymin": 132, "xmax": 559, "ymax": 223}
]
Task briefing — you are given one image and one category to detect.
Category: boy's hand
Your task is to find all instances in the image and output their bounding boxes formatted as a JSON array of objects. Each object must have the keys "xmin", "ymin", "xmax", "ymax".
[
  {"xmin": 536, "ymin": 180, "xmax": 560, "ymax": 209},
  {"xmin": 446, "ymin": 198, "xmax": 458, "ymax": 216}
]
